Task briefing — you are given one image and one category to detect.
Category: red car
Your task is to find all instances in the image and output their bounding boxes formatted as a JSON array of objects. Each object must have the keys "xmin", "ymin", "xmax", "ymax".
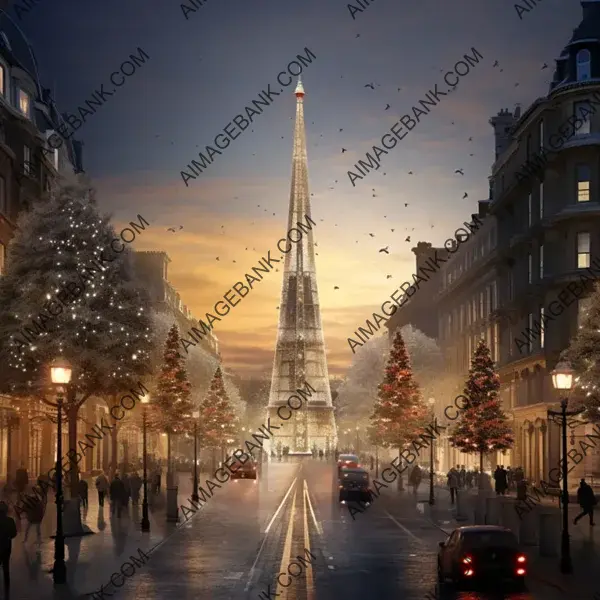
[
  {"xmin": 438, "ymin": 526, "xmax": 526, "ymax": 590},
  {"xmin": 337, "ymin": 454, "xmax": 360, "ymax": 473},
  {"xmin": 231, "ymin": 458, "xmax": 258, "ymax": 481}
]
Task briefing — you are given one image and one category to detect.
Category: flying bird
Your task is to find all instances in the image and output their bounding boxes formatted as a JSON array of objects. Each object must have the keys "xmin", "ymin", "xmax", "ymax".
[
  {"xmin": 463, "ymin": 192, "xmax": 468, "ymax": 199},
  {"xmin": 356, "ymin": 34, "xmax": 360, "ymax": 38},
  {"xmin": 469, "ymin": 153, "xmax": 474, "ymax": 157},
  {"xmin": 167, "ymin": 228, "xmax": 176, "ymax": 232},
  {"xmin": 514, "ymin": 83, "xmax": 520, "ymax": 87},
  {"xmin": 541, "ymin": 63, "xmax": 548, "ymax": 70},
  {"xmin": 341, "ymin": 148, "xmax": 347, "ymax": 153},
  {"xmin": 339, "ymin": 128, "xmax": 343, "ymax": 132},
  {"xmin": 334, "ymin": 286, "xmax": 339, "ymax": 290},
  {"xmin": 364, "ymin": 83, "xmax": 375, "ymax": 90},
  {"xmin": 216, "ymin": 257, "xmax": 220, "ymax": 261},
  {"xmin": 386, "ymin": 275, "xmax": 392, "ymax": 279},
  {"xmin": 404, "ymin": 203, "xmax": 409, "ymax": 207},
  {"xmin": 369, "ymin": 233, "xmax": 375, "ymax": 237},
  {"xmin": 391, "ymin": 229, "xmax": 395, "ymax": 232},
  {"xmin": 468, "ymin": 137, "xmax": 472, "ymax": 142},
  {"xmin": 455, "ymin": 169, "xmax": 464, "ymax": 175},
  {"xmin": 493, "ymin": 60, "xmax": 499, "ymax": 68},
  {"xmin": 385, "ymin": 104, "xmax": 390, "ymax": 110},
  {"xmin": 379, "ymin": 247, "xmax": 389, "ymax": 254},
  {"xmin": 408, "ymin": 171, "xmax": 413, "ymax": 175},
  {"xmin": 397, "ymin": 88, "xmax": 402, "ymax": 92},
  {"xmin": 405, "ymin": 236, "xmax": 411, "ymax": 242}
]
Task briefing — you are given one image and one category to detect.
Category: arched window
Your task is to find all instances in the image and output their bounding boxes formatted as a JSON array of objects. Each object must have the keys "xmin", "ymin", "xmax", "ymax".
[{"xmin": 577, "ymin": 49, "xmax": 591, "ymax": 81}]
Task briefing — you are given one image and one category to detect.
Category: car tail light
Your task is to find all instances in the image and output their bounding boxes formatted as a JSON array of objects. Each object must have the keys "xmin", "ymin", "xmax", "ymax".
[
  {"xmin": 516, "ymin": 568, "xmax": 526, "ymax": 576},
  {"xmin": 463, "ymin": 569, "xmax": 474, "ymax": 577},
  {"xmin": 516, "ymin": 554, "xmax": 526, "ymax": 564},
  {"xmin": 461, "ymin": 555, "xmax": 473, "ymax": 565}
]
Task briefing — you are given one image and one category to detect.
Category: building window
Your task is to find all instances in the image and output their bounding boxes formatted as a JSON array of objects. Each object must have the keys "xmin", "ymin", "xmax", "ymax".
[
  {"xmin": 539, "ymin": 180, "xmax": 544, "ymax": 219},
  {"xmin": 577, "ymin": 232, "xmax": 591, "ymax": 268},
  {"xmin": 540, "ymin": 307, "xmax": 545, "ymax": 349},
  {"xmin": 539, "ymin": 119, "xmax": 544, "ymax": 150},
  {"xmin": 577, "ymin": 49, "xmax": 591, "ymax": 81},
  {"xmin": 528, "ymin": 193, "xmax": 532, "ymax": 227},
  {"xmin": 540, "ymin": 244, "xmax": 544, "ymax": 279},
  {"xmin": 577, "ymin": 164, "xmax": 591, "ymax": 202},
  {"xmin": 0, "ymin": 176, "xmax": 5, "ymax": 215},
  {"xmin": 528, "ymin": 253, "xmax": 532, "ymax": 284},
  {"xmin": 574, "ymin": 101, "xmax": 591, "ymax": 135},
  {"xmin": 53, "ymin": 147, "xmax": 59, "ymax": 170},
  {"xmin": 528, "ymin": 313, "xmax": 533, "ymax": 352},
  {"xmin": 578, "ymin": 296, "xmax": 593, "ymax": 329},
  {"xmin": 17, "ymin": 88, "xmax": 30, "ymax": 118},
  {"xmin": 23, "ymin": 146, "xmax": 30, "ymax": 176}
]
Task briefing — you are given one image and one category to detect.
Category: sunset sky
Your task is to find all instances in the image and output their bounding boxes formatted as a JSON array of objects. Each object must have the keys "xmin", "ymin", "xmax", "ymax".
[{"xmin": 20, "ymin": 0, "xmax": 580, "ymax": 377}]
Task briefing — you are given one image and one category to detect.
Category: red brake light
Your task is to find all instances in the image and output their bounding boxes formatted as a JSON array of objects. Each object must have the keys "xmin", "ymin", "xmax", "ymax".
[
  {"xmin": 463, "ymin": 568, "xmax": 474, "ymax": 577},
  {"xmin": 461, "ymin": 555, "xmax": 473, "ymax": 565},
  {"xmin": 516, "ymin": 568, "xmax": 526, "ymax": 576},
  {"xmin": 517, "ymin": 554, "xmax": 526, "ymax": 563}
]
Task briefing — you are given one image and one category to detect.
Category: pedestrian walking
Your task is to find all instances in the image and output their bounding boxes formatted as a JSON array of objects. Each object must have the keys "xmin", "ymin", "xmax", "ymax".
[
  {"xmin": 77, "ymin": 478, "xmax": 89, "ymax": 510},
  {"xmin": 494, "ymin": 466, "xmax": 508, "ymax": 496},
  {"xmin": 122, "ymin": 473, "xmax": 131, "ymax": 509},
  {"xmin": 0, "ymin": 501, "xmax": 17, "ymax": 595},
  {"xmin": 574, "ymin": 478, "xmax": 597, "ymax": 526},
  {"xmin": 465, "ymin": 470, "xmax": 473, "ymax": 489},
  {"xmin": 129, "ymin": 472, "xmax": 142, "ymax": 505},
  {"xmin": 109, "ymin": 475, "xmax": 125, "ymax": 518},
  {"xmin": 23, "ymin": 493, "xmax": 45, "ymax": 545},
  {"xmin": 15, "ymin": 465, "xmax": 28, "ymax": 495},
  {"xmin": 447, "ymin": 468, "xmax": 459, "ymax": 504},
  {"xmin": 459, "ymin": 466, "xmax": 466, "ymax": 489},
  {"xmin": 95, "ymin": 471, "xmax": 109, "ymax": 507},
  {"xmin": 409, "ymin": 465, "xmax": 422, "ymax": 494}
]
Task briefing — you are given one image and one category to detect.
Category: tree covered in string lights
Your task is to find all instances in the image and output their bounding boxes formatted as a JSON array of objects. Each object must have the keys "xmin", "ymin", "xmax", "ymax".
[
  {"xmin": 197, "ymin": 367, "xmax": 239, "ymax": 457},
  {"xmin": 148, "ymin": 324, "xmax": 193, "ymax": 482},
  {"xmin": 562, "ymin": 284, "xmax": 600, "ymax": 419},
  {"xmin": 448, "ymin": 339, "xmax": 513, "ymax": 486},
  {"xmin": 0, "ymin": 174, "xmax": 154, "ymax": 494},
  {"xmin": 369, "ymin": 330, "xmax": 429, "ymax": 487}
]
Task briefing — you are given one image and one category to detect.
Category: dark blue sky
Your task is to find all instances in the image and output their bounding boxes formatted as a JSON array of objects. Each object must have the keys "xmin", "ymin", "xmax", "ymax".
[{"xmin": 15, "ymin": 0, "xmax": 582, "ymax": 374}]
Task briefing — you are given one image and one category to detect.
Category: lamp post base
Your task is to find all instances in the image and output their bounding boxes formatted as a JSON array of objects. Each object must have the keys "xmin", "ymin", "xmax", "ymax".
[
  {"xmin": 52, "ymin": 559, "xmax": 67, "ymax": 585},
  {"xmin": 141, "ymin": 500, "xmax": 150, "ymax": 532},
  {"xmin": 560, "ymin": 531, "xmax": 573, "ymax": 574}
]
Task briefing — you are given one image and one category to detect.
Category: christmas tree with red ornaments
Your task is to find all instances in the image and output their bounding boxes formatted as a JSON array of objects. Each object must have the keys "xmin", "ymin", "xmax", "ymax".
[
  {"xmin": 369, "ymin": 330, "xmax": 429, "ymax": 482},
  {"xmin": 449, "ymin": 339, "xmax": 513, "ymax": 483}
]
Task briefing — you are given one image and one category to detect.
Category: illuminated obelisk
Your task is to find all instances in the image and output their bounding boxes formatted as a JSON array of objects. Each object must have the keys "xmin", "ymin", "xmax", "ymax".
[{"xmin": 266, "ymin": 78, "xmax": 337, "ymax": 456}]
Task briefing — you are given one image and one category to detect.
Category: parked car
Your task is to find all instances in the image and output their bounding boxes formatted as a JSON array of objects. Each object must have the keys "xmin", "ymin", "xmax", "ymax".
[
  {"xmin": 231, "ymin": 457, "xmax": 258, "ymax": 481},
  {"xmin": 339, "ymin": 467, "xmax": 372, "ymax": 504},
  {"xmin": 437, "ymin": 526, "xmax": 526, "ymax": 590},
  {"xmin": 337, "ymin": 454, "xmax": 360, "ymax": 474}
]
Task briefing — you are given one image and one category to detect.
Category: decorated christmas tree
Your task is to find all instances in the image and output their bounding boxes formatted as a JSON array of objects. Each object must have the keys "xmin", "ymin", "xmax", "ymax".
[
  {"xmin": 563, "ymin": 282, "xmax": 600, "ymax": 419},
  {"xmin": 148, "ymin": 324, "xmax": 193, "ymax": 483},
  {"xmin": 197, "ymin": 367, "xmax": 239, "ymax": 463},
  {"xmin": 0, "ymin": 174, "xmax": 153, "ymax": 495},
  {"xmin": 368, "ymin": 330, "xmax": 429, "ymax": 487},
  {"xmin": 448, "ymin": 339, "xmax": 513, "ymax": 486}
]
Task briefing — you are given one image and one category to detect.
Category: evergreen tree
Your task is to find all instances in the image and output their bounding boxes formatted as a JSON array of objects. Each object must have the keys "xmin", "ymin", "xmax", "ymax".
[
  {"xmin": 563, "ymin": 283, "xmax": 600, "ymax": 418},
  {"xmin": 197, "ymin": 367, "xmax": 238, "ymax": 461},
  {"xmin": 0, "ymin": 175, "xmax": 153, "ymax": 495},
  {"xmin": 369, "ymin": 330, "xmax": 429, "ymax": 487},
  {"xmin": 448, "ymin": 339, "xmax": 513, "ymax": 486},
  {"xmin": 149, "ymin": 324, "xmax": 193, "ymax": 482}
]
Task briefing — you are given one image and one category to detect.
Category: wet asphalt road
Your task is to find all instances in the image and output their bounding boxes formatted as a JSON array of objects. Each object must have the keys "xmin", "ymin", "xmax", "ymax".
[{"xmin": 114, "ymin": 457, "xmax": 564, "ymax": 600}]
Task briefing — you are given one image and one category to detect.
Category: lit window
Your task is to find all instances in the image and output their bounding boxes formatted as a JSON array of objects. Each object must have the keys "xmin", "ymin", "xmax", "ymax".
[
  {"xmin": 540, "ymin": 244, "xmax": 544, "ymax": 279},
  {"xmin": 539, "ymin": 119, "xmax": 544, "ymax": 151},
  {"xmin": 17, "ymin": 88, "xmax": 30, "ymax": 118},
  {"xmin": 540, "ymin": 307, "xmax": 545, "ymax": 349},
  {"xmin": 577, "ymin": 164, "xmax": 591, "ymax": 202},
  {"xmin": 528, "ymin": 254, "xmax": 532, "ymax": 284},
  {"xmin": 539, "ymin": 181, "xmax": 544, "ymax": 219},
  {"xmin": 577, "ymin": 232, "xmax": 591, "ymax": 268},
  {"xmin": 0, "ymin": 176, "xmax": 5, "ymax": 215},
  {"xmin": 578, "ymin": 297, "xmax": 592, "ymax": 329},
  {"xmin": 0, "ymin": 242, "xmax": 4, "ymax": 276},
  {"xmin": 53, "ymin": 147, "xmax": 59, "ymax": 170},
  {"xmin": 574, "ymin": 101, "xmax": 591, "ymax": 135},
  {"xmin": 23, "ymin": 146, "xmax": 30, "ymax": 176},
  {"xmin": 528, "ymin": 194, "xmax": 532, "ymax": 226},
  {"xmin": 577, "ymin": 49, "xmax": 591, "ymax": 81}
]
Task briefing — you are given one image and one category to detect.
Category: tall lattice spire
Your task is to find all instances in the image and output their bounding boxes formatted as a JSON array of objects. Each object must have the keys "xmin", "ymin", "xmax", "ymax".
[{"xmin": 267, "ymin": 79, "xmax": 338, "ymax": 455}]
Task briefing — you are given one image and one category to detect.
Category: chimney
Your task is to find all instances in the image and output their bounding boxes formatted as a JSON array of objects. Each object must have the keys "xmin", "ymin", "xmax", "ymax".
[{"xmin": 489, "ymin": 108, "xmax": 517, "ymax": 160}]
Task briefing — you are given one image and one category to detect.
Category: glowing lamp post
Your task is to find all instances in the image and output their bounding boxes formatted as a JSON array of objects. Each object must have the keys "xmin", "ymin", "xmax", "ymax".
[
  {"xmin": 548, "ymin": 360, "xmax": 581, "ymax": 574},
  {"xmin": 50, "ymin": 357, "xmax": 72, "ymax": 585},
  {"xmin": 140, "ymin": 394, "xmax": 150, "ymax": 532}
]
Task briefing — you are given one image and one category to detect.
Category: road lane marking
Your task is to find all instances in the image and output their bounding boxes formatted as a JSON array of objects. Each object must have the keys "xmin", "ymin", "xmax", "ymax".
[
  {"xmin": 276, "ymin": 486, "xmax": 297, "ymax": 599},
  {"xmin": 303, "ymin": 479, "xmax": 323, "ymax": 535},
  {"xmin": 383, "ymin": 510, "xmax": 424, "ymax": 544},
  {"xmin": 303, "ymin": 480, "xmax": 314, "ymax": 600},
  {"xmin": 244, "ymin": 477, "xmax": 298, "ymax": 592}
]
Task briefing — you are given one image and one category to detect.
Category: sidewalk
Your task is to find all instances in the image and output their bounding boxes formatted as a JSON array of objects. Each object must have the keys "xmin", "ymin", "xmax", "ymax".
[
  {"xmin": 420, "ymin": 485, "xmax": 600, "ymax": 596},
  {"xmin": 4, "ymin": 471, "xmax": 203, "ymax": 600}
]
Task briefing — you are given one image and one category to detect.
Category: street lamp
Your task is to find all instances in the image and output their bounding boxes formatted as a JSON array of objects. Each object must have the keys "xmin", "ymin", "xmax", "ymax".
[
  {"xmin": 428, "ymin": 397, "xmax": 436, "ymax": 506},
  {"xmin": 549, "ymin": 360, "xmax": 581, "ymax": 575},
  {"xmin": 50, "ymin": 357, "xmax": 72, "ymax": 585},
  {"xmin": 192, "ymin": 410, "xmax": 199, "ymax": 503},
  {"xmin": 140, "ymin": 393, "xmax": 150, "ymax": 532}
]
